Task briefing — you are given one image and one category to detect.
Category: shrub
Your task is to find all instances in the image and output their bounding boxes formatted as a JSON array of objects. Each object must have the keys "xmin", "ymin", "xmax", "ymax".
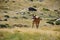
[
  {"xmin": 30, "ymin": 0, "xmax": 33, "ymax": 2},
  {"xmin": 43, "ymin": 8, "xmax": 50, "ymax": 11},
  {"xmin": 4, "ymin": 19, "xmax": 7, "ymax": 21},
  {"xmin": 22, "ymin": 16, "xmax": 28, "ymax": 19},
  {"xmin": 33, "ymin": 5, "xmax": 37, "ymax": 8},
  {"xmin": 4, "ymin": 7, "xmax": 9, "ymax": 10},
  {"xmin": 5, "ymin": 24, "xmax": 10, "ymax": 27},
  {"xmin": 55, "ymin": 20, "xmax": 60, "ymax": 25},
  {"xmin": 46, "ymin": 20, "xmax": 55, "ymax": 25},
  {"xmin": 39, "ymin": 0, "xmax": 43, "ymax": 2},
  {"xmin": 5, "ymin": 1, "xmax": 8, "ymax": 3},
  {"xmin": 0, "ymin": 24, "xmax": 7, "ymax": 28},
  {"xmin": 27, "ymin": 12, "xmax": 30, "ymax": 14},
  {"xmin": 46, "ymin": 21, "xmax": 54, "ymax": 25},
  {"xmin": 0, "ymin": 19, "xmax": 3, "ymax": 21},
  {"xmin": 12, "ymin": 17, "xmax": 18, "ymax": 19},
  {"xmin": 54, "ymin": 10, "xmax": 58, "ymax": 12},
  {"xmin": 12, "ymin": 1, "xmax": 15, "ymax": 3},
  {"xmin": 4, "ymin": 11, "xmax": 8, "ymax": 13},
  {"xmin": 23, "ymin": 25, "xmax": 29, "ymax": 28},
  {"xmin": 4, "ymin": 15, "xmax": 10, "ymax": 18},
  {"xmin": 0, "ymin": 24, "xmax": 11, "ymax": 28},
  {"xmin": 13, "ymin": 24, "xmax": 23, "ymax": 27}
]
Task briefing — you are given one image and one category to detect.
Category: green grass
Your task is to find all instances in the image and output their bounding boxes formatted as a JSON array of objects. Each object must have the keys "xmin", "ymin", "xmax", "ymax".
[{"xmin": 0, "ymin": 30, "xmax": 60, "ymax": 40}]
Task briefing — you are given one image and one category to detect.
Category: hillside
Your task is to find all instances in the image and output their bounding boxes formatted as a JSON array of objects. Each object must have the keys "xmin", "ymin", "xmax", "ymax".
[
  {"xmin": 0, "ymin": 0, "xmax": 60, "ymax": 40},
  {"xmin": 0, "ymin": 0, "xmax": 60, "ymax": 25},
  {"xmin": 0, "ymin": 0, "xmax": 60, "ymax": 10}
]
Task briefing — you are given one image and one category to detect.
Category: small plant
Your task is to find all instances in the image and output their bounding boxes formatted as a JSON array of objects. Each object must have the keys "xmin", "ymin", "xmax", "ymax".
[
  {"xmin": 22, "ymin": 16, "xmax": 28, "ymax": 19},
  {"xmin": 33, "ymin": 5, "xmax": 37, "ymax": 8},
  {"xmin": 43, "ymin": 8, "xmax": 50, "ymax": 11},
  {"xmin": 0, "ymin": 19, "xmax": 3, "ymax": 21},
  {"xmin": 46, "ymin": 21, "xmax": 54, "ymax": 25},
  {"xmin": 0, "ymin": 24, "xmax": 12, "ymax": 28},
  {"xmin": 13, "ymin": 24, "xmax": 23, "ymax": 27},
  {"xmin": 46, "ymin": 20, "xmax": 56, "ymax": 25},
  {"xmin": 23, "ymin": 25, "xmax": 29, "ymax": 28},
  {"xmin": 5, "ymin": 24, "xmax": 10, "ymax": 27},
  {"xmin": 4, "ymin": 11, "xmax": 8, "ymax": 13},
  {"xmin": 5, "ymin": 1, "xmax": 8, "ymax": 3},
  {"xmin": 4, "ymin": 15, "xmax": 10, "ymax": 18},
  {"xmin": 0, "ymin": 24, "xmax": 7, "ymax": 28},
  {"xmin": 39, "ymin": 0, "xmax": 44, "ymax": 2},
  {"xmin": 12, "ymin": 17, "xmax": 18, "ymax": 19},
  {"xmin": 12, "ymin": 1, "xmax": 15, "ymax": 3},
  {"xmin": 30, "ymin": 0, "xmax": 33, "ymax": 2},
  {"xmin": 55, "ymin": 20, "xmax": 60, "ymax": 25},
  {"xmin": 4, "ymin": 19, "xmax": 7, "ymax": 21},
  {"xmin": 27, "ymin": 12, "xmax": 30, "ymax": 14}
]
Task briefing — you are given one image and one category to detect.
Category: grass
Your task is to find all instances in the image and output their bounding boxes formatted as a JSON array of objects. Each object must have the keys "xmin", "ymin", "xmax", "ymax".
[{"xmin": 0, "ymin": 28, "xmax": 60, "ymax": 40}]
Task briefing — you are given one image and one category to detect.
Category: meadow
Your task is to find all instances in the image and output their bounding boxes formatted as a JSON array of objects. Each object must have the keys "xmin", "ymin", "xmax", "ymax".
[
  {"xmin": 0, "ymin": 19, "xmax": 60, "ymax": 40},
  {"xmin": 0, "ymin": 0, "xmax": 60, "ymax": 40}
]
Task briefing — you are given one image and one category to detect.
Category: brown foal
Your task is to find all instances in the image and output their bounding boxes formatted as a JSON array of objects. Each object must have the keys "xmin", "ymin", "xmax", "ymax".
[{"xmin": 32, "ymin": 15, "xmax": 41, "ymax": 28}]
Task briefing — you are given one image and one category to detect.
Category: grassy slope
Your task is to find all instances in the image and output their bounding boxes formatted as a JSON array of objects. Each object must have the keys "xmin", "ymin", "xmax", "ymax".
[
  {"xmin": 0, "ymin": 0, "xmax": 60, "ymax": 40},
  {"xmin": 0, "ymin": 0, "xmax": 60, "ymax": 18}
]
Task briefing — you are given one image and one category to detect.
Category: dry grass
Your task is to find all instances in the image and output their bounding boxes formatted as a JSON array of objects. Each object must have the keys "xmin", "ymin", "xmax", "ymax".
[{"xmin": 0, "ymin": 27, "xmax": 60, "ymax": 40}]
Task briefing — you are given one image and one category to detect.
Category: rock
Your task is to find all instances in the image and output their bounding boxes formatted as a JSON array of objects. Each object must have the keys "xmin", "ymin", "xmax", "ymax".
[{"xmin": 28, "ymin": 7, "xmax": 37, "ymax": 11}]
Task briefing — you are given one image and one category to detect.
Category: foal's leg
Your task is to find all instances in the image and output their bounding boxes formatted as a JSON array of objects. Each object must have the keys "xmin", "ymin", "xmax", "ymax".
[
  {"xmin": 36, "ymin": 24, "xmax": 39, "ymax": 28},
  {"xmin": 32, "ymin": 22, "xmax": 34, "ymax": 28},
  {"xmin": 36, "ymin": 23, "xmax": 39, "ymax": 29}
]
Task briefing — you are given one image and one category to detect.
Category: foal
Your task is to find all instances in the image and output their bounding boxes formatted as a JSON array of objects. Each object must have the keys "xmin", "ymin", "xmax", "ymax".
[{"xmin": 32, "ymin": 15, "xmax": 41, "ymax": 28}]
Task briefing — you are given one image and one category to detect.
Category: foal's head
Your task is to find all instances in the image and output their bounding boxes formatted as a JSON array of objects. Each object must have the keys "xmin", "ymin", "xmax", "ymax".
[{"xmin": 32, "ymin": 14, "xmax": 36, "ymax": 19}]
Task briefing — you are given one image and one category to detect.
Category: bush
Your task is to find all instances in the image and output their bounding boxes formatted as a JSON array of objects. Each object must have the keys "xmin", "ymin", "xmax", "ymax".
[
  {"xmin": 0, "ymin": 19, "xmax": 3, "ymax": 21},
  {"xmin": 12, "ymin": 17, "xmax": 18, "ymax": 19},
  {"xmin": 39, "ymin": 0, "xmax": 43, "ymax": 2},
  {"xmin": 23, "ymin": 25, "xmax": 29, "ymax": 28},
  {"xmin": 43, "ymin": 8, "xmax": 50, "ymax": 11},
  {"xmin": 46, "ymin": 21, "xmax": 54, "ymax": 25},
  {"xmin": 5, "ymin": 24, "xmax": 10, "ymax": 27},
  {"xmin": 46, "ymin": 20, "xmax": 55, "ymax": 25},
  {"xmin": 0, "ymin": 24, "xmax": 7, "ymax": 28},
  {"xmin": 33, "ymin": 5, "xmax": 37, "ymax": 8},
  {"xmin": 4, "ymin": 11, "xmax": 8, "ymax": 13},
  {"xmin": 0, "ymin": 24, "xmax": 11, "ymax": 28},
  {"xmin": 4, "ymin": 15, "xmax": 10, "ymax": 18},
  {"xmin": 55, "ymin": 20, "xmax": 60, "ymax": 25},
  {"xmin": 13, "ymin": 24, "xmax": 23, "ymax": 27},
  {"xmin": 12, "ymin": 1, "xmax": 15, "ymax": 3},
  {"xmin": 27, "ymin": 12, "xmax": 30, "ymax": 14},
  {"xmin": 4, "ymin": 19, "xmax": 7, "ymax": 21},
  {"xmin": 22, "ymin": 16, "xmax": 28, "ymax": 19},
  {"xmin": 30, "ymin": 0, "xmax": 33, "ymax": 2},
  {"xmin": 5, "ymin": 1, "xmax": 8, "ymax": 3}
]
